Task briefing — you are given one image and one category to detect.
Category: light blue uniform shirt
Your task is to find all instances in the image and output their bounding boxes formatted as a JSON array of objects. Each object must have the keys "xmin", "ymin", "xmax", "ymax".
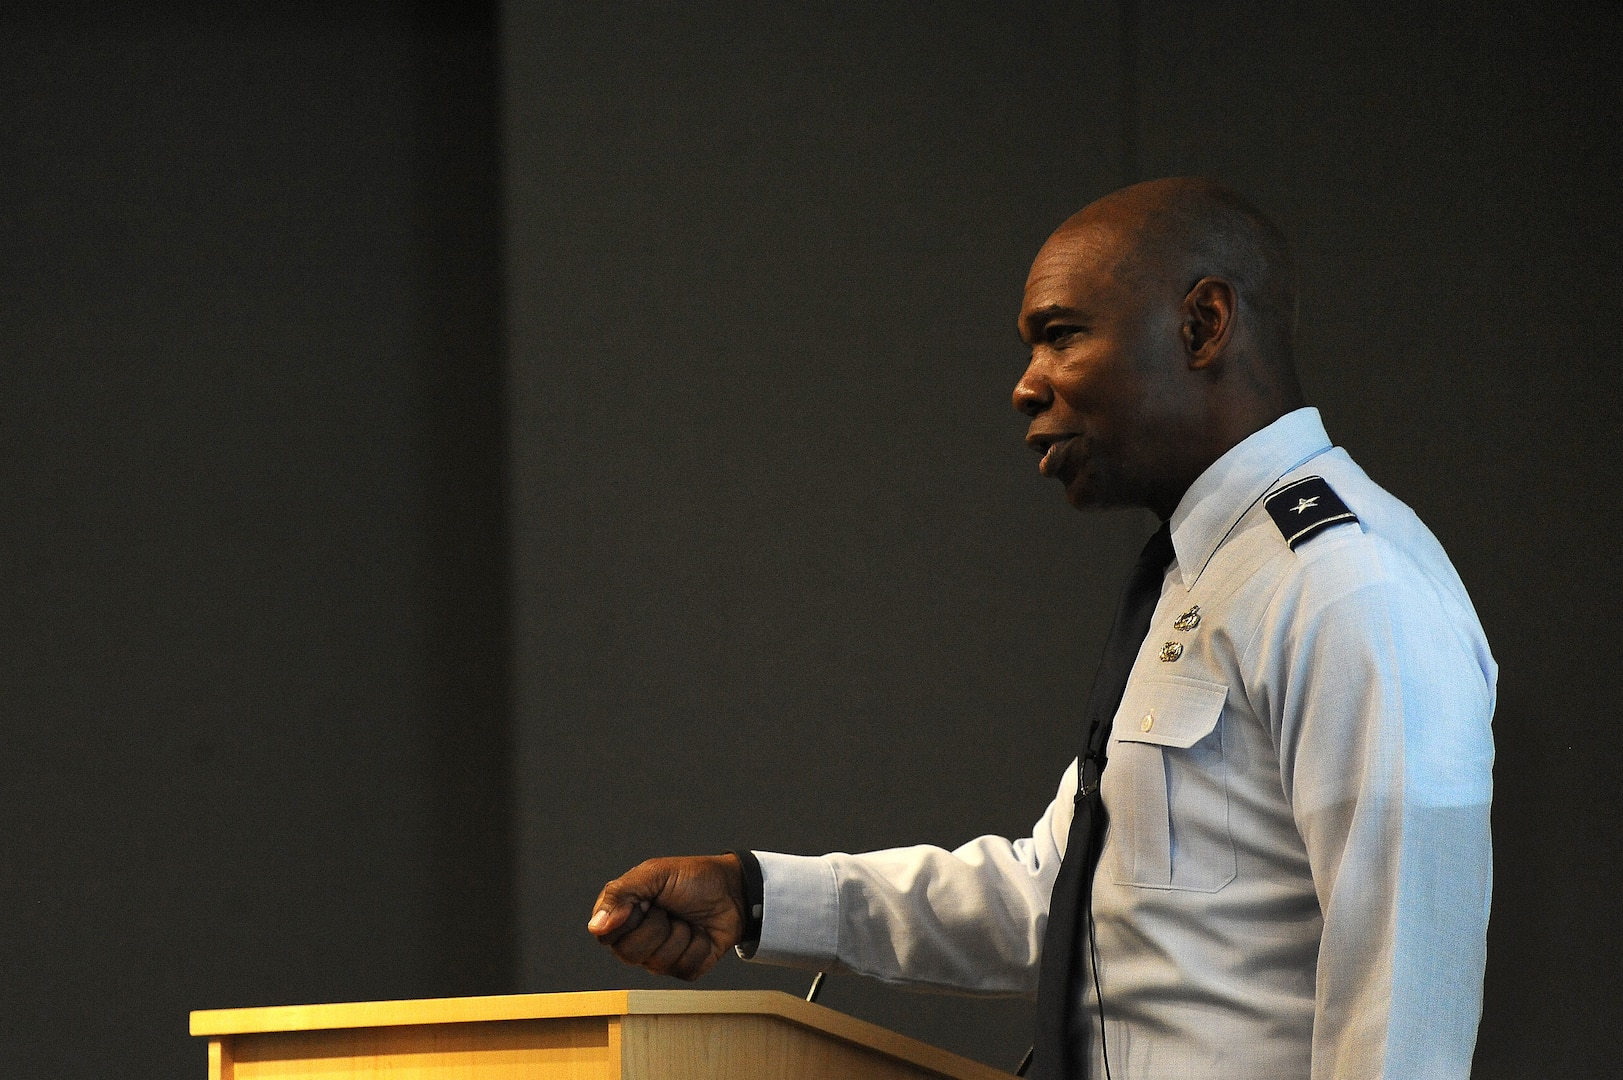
[{"xmin": 750, "ymin": 408, "xmax": 1496, "ymax": 1079}]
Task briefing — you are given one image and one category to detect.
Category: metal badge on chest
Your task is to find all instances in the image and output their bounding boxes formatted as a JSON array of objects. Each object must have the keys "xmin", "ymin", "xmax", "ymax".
[{"xmin": 1160, "ymin": 604, "xmax": 1201, "ymax": 662}]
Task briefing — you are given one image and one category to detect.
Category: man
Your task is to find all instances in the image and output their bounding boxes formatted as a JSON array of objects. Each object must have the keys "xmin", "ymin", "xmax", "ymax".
[{"xmin": 587, "ymin": 178, "xmax": 1496, "ymax": 1079}]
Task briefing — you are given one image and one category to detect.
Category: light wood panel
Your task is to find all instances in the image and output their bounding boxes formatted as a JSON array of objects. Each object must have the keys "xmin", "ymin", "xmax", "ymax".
[
  {"xmin": 621, "ymin": 1014, "xmax": 952, "ymax": 1080},
  {"xmin": 627, "ymin": 993, "xmax": 1011, "ymax": 1080},
  {"xmin": 212, "ymin": 1018, "xmax": 616, "ymax": 1080}
]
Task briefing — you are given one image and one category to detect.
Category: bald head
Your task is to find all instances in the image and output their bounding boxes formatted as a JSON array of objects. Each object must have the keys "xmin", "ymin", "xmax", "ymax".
[
  {"xmin": 1014, "ymin": 178, "xmax": 1307, "ymax": 518},
  {"xmin": 1060, "ymin": 177, "xmax": 1300, "ymax": 375}
]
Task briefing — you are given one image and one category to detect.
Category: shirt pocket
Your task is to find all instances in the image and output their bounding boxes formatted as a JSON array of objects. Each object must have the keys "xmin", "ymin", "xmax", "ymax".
[{"xmin": 1106, "ymin": 674, "xmax": 1236, "ymax": 893}]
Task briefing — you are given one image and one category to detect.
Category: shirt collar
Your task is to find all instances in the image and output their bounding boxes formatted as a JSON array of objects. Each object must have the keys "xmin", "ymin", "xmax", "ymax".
[{"xmin": 1167, "ymin": 407, "xmax": 1333, "ymax": 588}]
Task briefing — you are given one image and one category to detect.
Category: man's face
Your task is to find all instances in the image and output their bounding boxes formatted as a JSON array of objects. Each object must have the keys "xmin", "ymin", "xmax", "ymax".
[{"xmin": 1014, "ymin": 220, "xmax": 1187, "ymax": 513}]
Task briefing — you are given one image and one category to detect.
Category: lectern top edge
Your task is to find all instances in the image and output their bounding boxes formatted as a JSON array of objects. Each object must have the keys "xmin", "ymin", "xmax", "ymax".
[{"xmin": 189, "ymin": 989, "xmax": 634, "ymax": 1035}]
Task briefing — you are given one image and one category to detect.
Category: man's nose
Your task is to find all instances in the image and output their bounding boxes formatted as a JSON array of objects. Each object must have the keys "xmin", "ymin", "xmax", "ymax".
[{"xmin": 1012, "ymin": 366, "xmax": 1051, "ymax": 417}]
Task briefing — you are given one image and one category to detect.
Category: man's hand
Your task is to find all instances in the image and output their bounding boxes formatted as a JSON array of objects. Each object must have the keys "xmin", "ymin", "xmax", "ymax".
[{"xmin": 586, "ymin": 854, "xmax": 748, "ymax": 981}]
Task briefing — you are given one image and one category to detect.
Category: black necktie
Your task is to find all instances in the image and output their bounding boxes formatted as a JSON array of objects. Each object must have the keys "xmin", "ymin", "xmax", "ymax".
[{"xmin": 1031, "ymin": 522, "xmax": 1175, "ymax": 1080}]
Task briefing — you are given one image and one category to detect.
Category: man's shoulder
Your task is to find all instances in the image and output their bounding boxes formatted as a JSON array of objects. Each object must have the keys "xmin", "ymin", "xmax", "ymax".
[
  {"xmin": 1221, "ymin": 450, "xmax": 1485, "ymax": 643},
  {"xmin": 1204, "ymin": 450, "xmax": 1464, "ymax": 606},
  {"xmin": 1246, "ymin": 451, "xmax": 1442, "ymax": 566}
]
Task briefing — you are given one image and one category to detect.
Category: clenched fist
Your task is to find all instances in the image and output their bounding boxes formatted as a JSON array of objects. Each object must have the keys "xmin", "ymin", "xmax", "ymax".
[{"xmin": 587, "ymin": 854, "xmax": 748, "ymax": 981}]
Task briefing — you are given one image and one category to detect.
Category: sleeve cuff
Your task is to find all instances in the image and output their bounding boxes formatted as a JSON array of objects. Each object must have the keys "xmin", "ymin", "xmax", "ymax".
[
  {"xmin": 725, "ymin": 849, "xmax": 765, "ymax": 958},
  {"xmin": 739, "ymin": 850, "xmax": 840, "ymax": 970}
]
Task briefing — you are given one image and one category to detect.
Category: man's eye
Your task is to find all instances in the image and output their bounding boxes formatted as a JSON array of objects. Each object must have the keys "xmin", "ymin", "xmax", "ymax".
[{"xmin": 1045, "ymin": 325, "xmax": 1083, "ymax": 345}]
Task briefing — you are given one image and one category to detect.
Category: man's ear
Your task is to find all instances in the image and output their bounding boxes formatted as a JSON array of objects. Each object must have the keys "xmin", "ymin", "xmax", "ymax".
[{"xmin": 1182, "ymin": 277, "xmax": 1237, "ymax": 370}]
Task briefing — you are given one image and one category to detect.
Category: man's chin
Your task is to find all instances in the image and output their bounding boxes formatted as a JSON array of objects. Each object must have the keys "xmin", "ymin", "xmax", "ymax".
[
  {"xmin": 1062, "ymin": 475, "xmax": 1098, "ymax": 511},
  {"xmin": 1062, "ymin": 474, "xmax": 1134, "ymax": 513}
]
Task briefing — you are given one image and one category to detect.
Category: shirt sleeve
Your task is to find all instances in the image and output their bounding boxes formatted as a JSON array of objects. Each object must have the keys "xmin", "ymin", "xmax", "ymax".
[
  {"xmin": 747, "ymin": 761, "xmax": 1078, "ymax": 996},
  {"xmin": 1247, "ymin": 533, "xmax": 1496, "ymax": 1080}
]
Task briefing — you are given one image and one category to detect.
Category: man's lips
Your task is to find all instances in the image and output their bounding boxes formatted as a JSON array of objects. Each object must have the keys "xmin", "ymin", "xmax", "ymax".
[{"xmin": 1036, "ymin": 435, "xmax": 1077, "ymax": 478}]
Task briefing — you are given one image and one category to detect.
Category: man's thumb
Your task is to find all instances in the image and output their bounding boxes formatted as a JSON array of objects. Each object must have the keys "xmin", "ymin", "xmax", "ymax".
[{"xmin": 587, "ymin": 867, "xmax": 662, "ymax": 936}]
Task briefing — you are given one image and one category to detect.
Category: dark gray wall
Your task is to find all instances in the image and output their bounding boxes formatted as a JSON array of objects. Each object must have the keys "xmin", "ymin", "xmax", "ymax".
[
  {"xmin": 0, "ymin": 4, "xmax": 512, "ymax": 1076},
  {"xmin": 504, "ymin": 1, "xmax": 1622, "ymax": 1075}
]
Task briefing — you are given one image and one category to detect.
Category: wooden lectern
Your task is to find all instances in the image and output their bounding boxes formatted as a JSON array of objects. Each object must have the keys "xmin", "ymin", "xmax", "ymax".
[{"xmin": 190, "ymin": 989, "xmax": 1019, "ymax": 1079}]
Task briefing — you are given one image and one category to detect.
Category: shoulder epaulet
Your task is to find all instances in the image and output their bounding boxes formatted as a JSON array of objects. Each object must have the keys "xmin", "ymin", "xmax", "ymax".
[{"xmin": 1265, "ymin": 475, "xmax": 1359, "ymax": 550}]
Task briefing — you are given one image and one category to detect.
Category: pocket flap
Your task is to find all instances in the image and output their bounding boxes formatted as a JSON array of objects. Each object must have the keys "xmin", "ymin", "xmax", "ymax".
[{"xmin": 1114, "ymin": 674, "xmax": 1228, "ymax": 749}]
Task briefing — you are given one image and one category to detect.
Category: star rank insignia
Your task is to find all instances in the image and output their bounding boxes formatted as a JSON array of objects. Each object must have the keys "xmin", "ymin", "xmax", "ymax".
[{"xmin": 1265, "ymin": 475, "xmax": 1359, "ymax": 550}]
